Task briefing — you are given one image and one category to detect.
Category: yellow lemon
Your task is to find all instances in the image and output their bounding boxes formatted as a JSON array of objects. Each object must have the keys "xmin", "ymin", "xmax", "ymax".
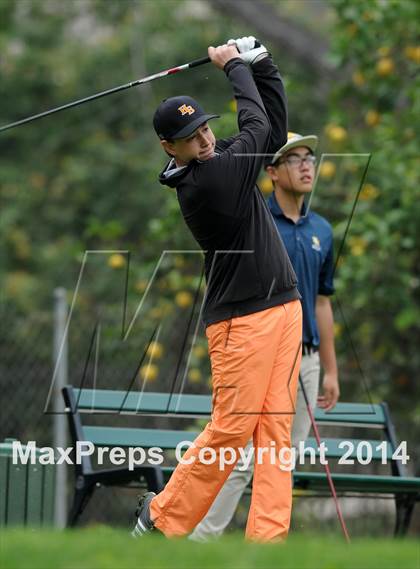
[
  {"xmin": 365, "ymin": 110, "xmax": 381, "ymax": 127},
  {"xmin": 139, "ymin": 363, "xmax": 159, "ymax": 382},
  {"xmin": 360, "ymin": 183, "xmax": 380, "ymax": 201},
  {"xmin": 349, "ymin": 236, "xmax": 367, "ymax": 256},
  {"xmin": 188, "ymin": 368, "xmax": 202, "ymax": 383},
  {"xmin": 146, "ymin": 341, "xmax": 164, "ymax": 359},
  {"xmin": 259, "ymin": 176, "xmax": 273, "ymax": 195},
  {"xmin": 193, "ymin": 345, "xmax": 207, "ymax": 358},
  {"xmin": 135, "ymin": 279, "xmax": 148, "ymax": 293},
  {"xmin": 350, "ymin": 245, "xmax": 365, "ymax": 256},
  {"xmin": 319, "ymin": 161, "xmax": 336, "ymax": 179},
  {"xmin": 175, "ymin": 291, "xmax": 193, "ymax": 308},
  {"xmin": 404, "ymin": 46, "xmax": 420, "ymax": 64},
  {"xmin": 108, "ymin": 253, "xmax": 126, "ymax": 269},
  {"xmin": 325, "ymin": 124, "xmax": 347, "ymax": 142},
  {"xmin": 229, "ymin": 99, "xmax": 237, "ymax": 113},
  {"xmin": 352, "ymin": 70, "xmax": 365, "ymax": 87},
  {"xmin": 376, "ymin": 58, "xmax": 394, "ymax": 76}
]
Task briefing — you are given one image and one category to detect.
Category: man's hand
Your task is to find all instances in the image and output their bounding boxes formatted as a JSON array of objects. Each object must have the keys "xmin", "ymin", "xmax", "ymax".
[
  {"xmin": 208, "ymin": 44, "xmax": 241, "ymax": 70},
  {"xmin": 316, "ymin": 295, "xmax": 339, "ymax": 412},
  {"xmin": 227, "ymin": 36, "xmax": 268, "ymax": 65},
  {"xmin": 317, "ymin": 372, "xmax": 340, "ymax": 411}
]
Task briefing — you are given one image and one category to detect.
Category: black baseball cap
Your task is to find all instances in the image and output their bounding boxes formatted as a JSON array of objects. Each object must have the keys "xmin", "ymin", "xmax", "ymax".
[{"xmin": 153, "ymin": 96, "xmax": 219, "ymax": 140}]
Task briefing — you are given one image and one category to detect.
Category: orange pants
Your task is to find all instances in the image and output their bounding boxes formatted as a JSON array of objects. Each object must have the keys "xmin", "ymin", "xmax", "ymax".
[{"xmin": 150, "ymin": 300, "xmax": 302, "ymax": 541}]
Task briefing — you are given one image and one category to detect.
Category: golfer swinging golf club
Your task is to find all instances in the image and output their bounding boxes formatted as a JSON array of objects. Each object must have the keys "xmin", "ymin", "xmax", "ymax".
[
  {"xmin": 132, "ymin": 37, "xmax": 303, "ymax": 542},
  {"xmin": 190, "ymin": 132, "xmax": 340, "ymax": 542}
]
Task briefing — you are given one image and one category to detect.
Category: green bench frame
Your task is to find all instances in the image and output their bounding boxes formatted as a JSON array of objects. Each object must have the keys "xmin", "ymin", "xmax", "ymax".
[{"xmin": 63, "ymin": 386, "xmax": 419, "ymax": 534}]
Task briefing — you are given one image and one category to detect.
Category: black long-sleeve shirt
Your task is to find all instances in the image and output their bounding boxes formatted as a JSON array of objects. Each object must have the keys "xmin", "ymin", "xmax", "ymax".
[{"xmin": 159, "ymin": 56, "xmax": 299, "ymax": 327}]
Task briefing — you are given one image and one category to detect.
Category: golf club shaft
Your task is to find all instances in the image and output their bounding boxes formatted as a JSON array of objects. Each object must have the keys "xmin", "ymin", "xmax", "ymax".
[
  {"xmin": 298, "ymin": 374, "xmax": 351, "ymax": 543},
  {"xmin": 0, "ymin": 55, "xmax": 211, "ymax": 134}
]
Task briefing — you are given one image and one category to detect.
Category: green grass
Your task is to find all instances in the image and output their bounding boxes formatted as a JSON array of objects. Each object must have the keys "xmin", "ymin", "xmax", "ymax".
[{"xmin": 0, "ymin": 527, "xmax": 419, "ymax": 569}]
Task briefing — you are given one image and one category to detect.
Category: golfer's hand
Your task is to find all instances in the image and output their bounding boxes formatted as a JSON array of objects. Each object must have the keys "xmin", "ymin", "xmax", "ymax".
[
  {"xmin": 227, "ymin": 36, "xmax": 268, "ymax": 65},
  {"xmin": 317, "ymin": 372, "xmax": 340, "ymax": 411},
  {"xmin": 208, "ymin": 44, "xmax": 241, "ymax": 70}
]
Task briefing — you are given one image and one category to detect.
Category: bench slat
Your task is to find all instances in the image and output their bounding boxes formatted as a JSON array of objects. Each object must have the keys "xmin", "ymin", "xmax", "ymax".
[
  {"xmin": 155, "ymin": 467, "xmax": 420, "ymax": 495},
  {"xmin": 83, "ymin": 426, "xmax": 198, "ymax": 449},
  {"xmin": 74, "ymin": 390, "xmax": 385, "ymax": 425},
  {"xmin": 82, "ymin": 427, "xmax": 392, "ymax": 460},
  {"xmin": 294, "ymin": 472, "xmax": 420, "ymax": 494},
  {"xmin": 314, "ymin": 403, "xmax": 385, "ymax": 425},
  {"xmin": 74, "ymin": 390, "xmax": 211, "ymax": 415}
]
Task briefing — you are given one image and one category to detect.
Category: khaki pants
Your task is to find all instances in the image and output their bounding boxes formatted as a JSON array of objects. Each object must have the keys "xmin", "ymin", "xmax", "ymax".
[
  {"xmin": 189, "ymin": 350, "xmax": 321, "ymax": 542},
  {"xmin": 150, "ymin": 300, "xmax": 302, "ymax": 541}
]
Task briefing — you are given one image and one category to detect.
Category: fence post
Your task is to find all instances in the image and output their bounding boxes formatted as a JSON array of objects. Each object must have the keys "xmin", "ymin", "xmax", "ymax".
[{"xmin": 53, "ymin": 287, "xmax": 68, "ymax": 528}]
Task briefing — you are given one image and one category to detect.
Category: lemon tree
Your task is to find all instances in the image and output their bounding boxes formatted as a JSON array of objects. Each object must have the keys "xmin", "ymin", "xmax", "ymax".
[{"xmin": 318, "ymin": 0, "xmax": 420, "ymax": 452}]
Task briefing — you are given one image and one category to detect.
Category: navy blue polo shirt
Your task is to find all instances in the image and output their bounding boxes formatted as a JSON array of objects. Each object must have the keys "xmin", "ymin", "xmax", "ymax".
[{"xmin": 267, "ymin": 192, "xmax": 335, "ymax": 347}]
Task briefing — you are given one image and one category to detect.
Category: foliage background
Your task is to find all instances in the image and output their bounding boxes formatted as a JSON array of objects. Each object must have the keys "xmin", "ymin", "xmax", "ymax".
[{"xmin": 1, "ymin": 0, "xmax": 419, "ymax": 532}]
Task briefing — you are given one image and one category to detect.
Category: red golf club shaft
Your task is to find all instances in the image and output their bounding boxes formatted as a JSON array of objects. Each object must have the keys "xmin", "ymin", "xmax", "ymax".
[{"xmin": 298, "ymin": 375, "xmax": 351, "ymax": 543}]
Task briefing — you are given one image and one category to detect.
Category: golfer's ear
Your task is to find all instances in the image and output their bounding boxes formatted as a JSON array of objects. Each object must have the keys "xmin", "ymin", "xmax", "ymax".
[
  {"xmin": 265, "ymin": 165, "xmax": 277, "ymax": 182},
  {"xmin": 160, "ymin": 139, "xmax": 176, "ymax": 157}
]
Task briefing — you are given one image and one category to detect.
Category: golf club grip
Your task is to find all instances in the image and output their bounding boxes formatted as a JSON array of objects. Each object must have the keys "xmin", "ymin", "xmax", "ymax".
[
  {"xmin": 189, "ymin": 41, "xmax": 262, "ymax": 69},
  {"xmin": 189, "ymin": 56, "xmax": 211, "ymax": 68}
]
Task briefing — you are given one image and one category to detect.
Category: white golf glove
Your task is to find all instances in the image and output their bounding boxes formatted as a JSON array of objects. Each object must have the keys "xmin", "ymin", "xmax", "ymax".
[{"xmin": 227, "ymin": 36, "xmax": 268, "ymax": 65}]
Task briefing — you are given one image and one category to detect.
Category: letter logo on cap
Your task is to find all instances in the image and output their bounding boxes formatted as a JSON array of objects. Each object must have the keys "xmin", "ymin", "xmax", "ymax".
[{"xmin": 178, "ymin": 104, "xmax": 195, "ymax": 116}]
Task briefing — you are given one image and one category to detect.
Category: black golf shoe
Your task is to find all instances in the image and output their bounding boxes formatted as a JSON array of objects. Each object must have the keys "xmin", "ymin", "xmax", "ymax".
[{"xmin": 131, "ymin": 491, "xmax": 156, "ymax": 538}]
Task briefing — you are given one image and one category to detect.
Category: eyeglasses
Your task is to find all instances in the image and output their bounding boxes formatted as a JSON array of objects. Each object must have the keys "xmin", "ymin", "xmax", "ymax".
[{"xmin": 277, "ymin": 155, "xmax": 317, "ymax": 168}]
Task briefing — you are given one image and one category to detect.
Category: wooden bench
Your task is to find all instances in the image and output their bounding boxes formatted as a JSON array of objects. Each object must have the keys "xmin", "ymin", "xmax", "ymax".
[{"xmin": 62, "ymin": 386, "xmax": 420, "ymax": 534}]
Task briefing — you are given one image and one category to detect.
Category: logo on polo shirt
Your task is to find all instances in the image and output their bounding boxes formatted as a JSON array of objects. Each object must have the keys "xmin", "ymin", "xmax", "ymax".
[
  {"xmin": 312, "ymin": 235, "xmax": 321, "ymax": 252},
  {"xmin": 178, "ymin": 104, "xmax": 195, "ymax": 116}
]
